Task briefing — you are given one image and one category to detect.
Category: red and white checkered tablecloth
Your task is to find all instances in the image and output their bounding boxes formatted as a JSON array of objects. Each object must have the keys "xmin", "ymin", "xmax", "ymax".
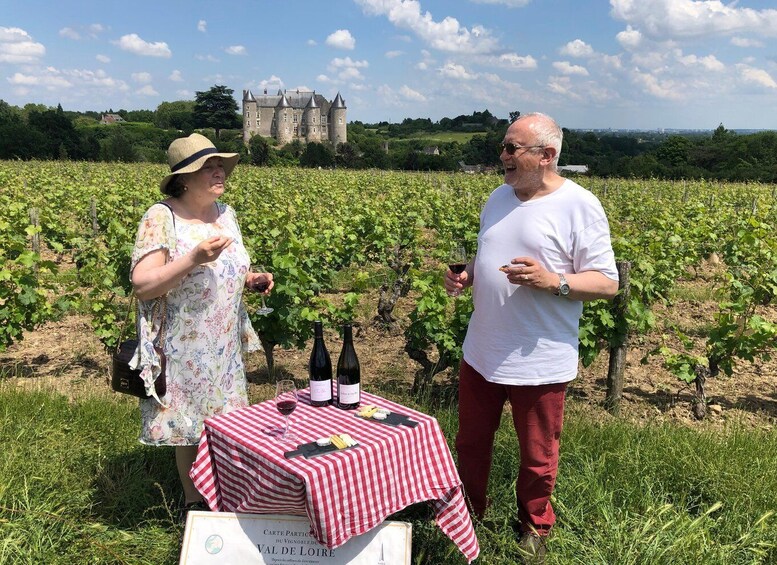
[{"xmin": 190, "ymin": 390, "xmax": 480, "ymax": 562}]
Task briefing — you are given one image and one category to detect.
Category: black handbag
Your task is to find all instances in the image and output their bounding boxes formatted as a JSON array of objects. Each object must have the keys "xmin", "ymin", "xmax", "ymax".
[
  {"xmin": 111, "ymin": 294, "xmax": 167, "ymax": 398},
  {"xmin": 111, "ymin": 201, "xmax": 175, "ymax": 399}
]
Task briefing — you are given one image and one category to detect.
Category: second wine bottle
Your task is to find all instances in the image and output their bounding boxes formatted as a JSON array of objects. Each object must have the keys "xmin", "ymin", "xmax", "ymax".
[{"xmin": 336, "ymin": 323, "xmax": 360, "ymax": 410}]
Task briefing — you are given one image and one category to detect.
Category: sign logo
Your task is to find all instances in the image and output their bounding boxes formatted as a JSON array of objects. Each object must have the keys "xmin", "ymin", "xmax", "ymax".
[{"xmin": 204, "ymin": 534, "xmax": 224, "ymax": 555}]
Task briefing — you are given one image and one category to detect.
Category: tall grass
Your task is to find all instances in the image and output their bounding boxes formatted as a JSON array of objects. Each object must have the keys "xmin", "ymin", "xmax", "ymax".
[{"xmin": 1, "ymin": 382, "xmax": 775, "ymax": 564}]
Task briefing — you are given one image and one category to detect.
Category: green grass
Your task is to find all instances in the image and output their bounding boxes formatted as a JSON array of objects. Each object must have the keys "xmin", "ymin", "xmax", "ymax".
[
  {"xmin": 1, "ymin": 383, "xmax": 776, "ymax": 564},
  {"xmin": 409, "ymin": 131, "xmax": 482, "ymax": 144}
]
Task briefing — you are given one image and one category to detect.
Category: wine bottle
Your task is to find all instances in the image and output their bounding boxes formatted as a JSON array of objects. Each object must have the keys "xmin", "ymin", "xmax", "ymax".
[
  {"xmin": 308, "ymin": 321, "xmax": 332, "ymax": 407},
  {"xmin": 336, "ymin": 323, "xmax": 360, "ymax": 410}
]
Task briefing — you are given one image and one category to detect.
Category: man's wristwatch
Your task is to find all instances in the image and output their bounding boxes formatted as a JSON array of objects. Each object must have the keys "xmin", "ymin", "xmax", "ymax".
[{"xmin": 554, "ymin": 273, "xmax": 570, "ymax": 297}]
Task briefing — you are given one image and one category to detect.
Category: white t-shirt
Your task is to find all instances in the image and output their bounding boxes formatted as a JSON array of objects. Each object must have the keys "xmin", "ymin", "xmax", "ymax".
[{"xmin": 462, "ymin": 179, "xmax": 618, "ymax": 385}]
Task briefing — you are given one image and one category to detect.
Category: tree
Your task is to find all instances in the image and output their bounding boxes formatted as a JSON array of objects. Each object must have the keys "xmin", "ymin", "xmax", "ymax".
[
  {"xmin": 154, "ymin": 100, "xmax": 195, "ymax": 131},
  {"xmin": 249, "ymin": 135, "xmax": 272, "ymax": 166},
  {"xmin": 193, "ymin": 85, "xmax": 240, "ymax": 139},
  {"xmin": 509, "ymin": 111, "xmax": 521, "ymax": 123},
  {"xmin": 300, "ymin": 142, "xmax": 335, "ymax": 168}
]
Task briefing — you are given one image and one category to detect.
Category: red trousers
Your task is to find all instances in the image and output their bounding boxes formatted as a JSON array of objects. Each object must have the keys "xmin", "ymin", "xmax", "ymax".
[{"xmin": 455, "ymin": 360, "xmax": 567, "ymax": 534}]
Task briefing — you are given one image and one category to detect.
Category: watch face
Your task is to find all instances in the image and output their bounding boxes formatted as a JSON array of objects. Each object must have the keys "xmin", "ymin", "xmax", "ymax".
[{"xmin": 560, "ymin": 284, "xmax": 571, "ymax": 296}]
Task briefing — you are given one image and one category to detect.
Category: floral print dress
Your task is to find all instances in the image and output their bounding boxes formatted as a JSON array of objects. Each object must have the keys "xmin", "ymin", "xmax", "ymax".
[{"xmin": 130, "ymin": 202, "xmax": 260, "ymax": 446}]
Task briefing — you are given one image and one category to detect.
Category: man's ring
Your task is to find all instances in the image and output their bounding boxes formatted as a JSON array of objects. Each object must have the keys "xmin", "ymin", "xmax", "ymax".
[{"xmin": 522, "ymin": 274, "xmax": 528, "ymax": 281}]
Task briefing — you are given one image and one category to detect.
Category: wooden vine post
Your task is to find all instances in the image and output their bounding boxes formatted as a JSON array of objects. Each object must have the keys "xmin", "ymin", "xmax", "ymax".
[
  {"xmin": 605, "ymin": 260, "xmax": 631, "ymax": 414},
  {"xmin": 29, "ymin": 207, "xmax": 40, "ymax": 259}
]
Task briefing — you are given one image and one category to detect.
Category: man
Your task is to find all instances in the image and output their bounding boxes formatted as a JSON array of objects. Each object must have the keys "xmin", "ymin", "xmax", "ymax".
[{"xmin": 445, "ymin": 112, "xmax": 619, "ymax": 561}]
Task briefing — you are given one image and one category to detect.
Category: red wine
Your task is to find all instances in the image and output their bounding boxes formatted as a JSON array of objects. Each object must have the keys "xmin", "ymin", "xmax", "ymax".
[
  {"xmin": 449, "ymin": 263, "xmax": 467, "ymax": 274},
  {"xmin": 336, "ymin": 323, "xmax": 360, "ymax": 410},
  {"xmin": 277, "ymin": 400, "xmax": 297, "ymax": 416},
  {"xmin": 253, "ymin": 280, "xmax": 269, "ymax": 292},
  {"xmin": 309, "ymin": 321, "xmax": 333, "ymax": 407}
]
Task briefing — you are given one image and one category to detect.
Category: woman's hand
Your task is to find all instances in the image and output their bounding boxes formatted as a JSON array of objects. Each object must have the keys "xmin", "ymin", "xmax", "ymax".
[
  {"xmin": 191, "ymin": 235, "xmax": 233, "ymax": 265},
  {"xmin": 246, "ymin": 271, "xmax": 274, "ymax": 294}
]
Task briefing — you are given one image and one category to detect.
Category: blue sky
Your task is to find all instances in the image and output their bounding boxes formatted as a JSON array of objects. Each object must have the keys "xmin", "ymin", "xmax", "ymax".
[{"xmin": 2, "ymin": 0, "xmax": 777, "ymax": 130}]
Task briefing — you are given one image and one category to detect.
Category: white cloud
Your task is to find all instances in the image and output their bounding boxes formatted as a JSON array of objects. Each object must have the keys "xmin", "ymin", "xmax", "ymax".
[
  {"xmin": 553, "ymin": 61, "xmax": 589, "ymax": 76},
  {"xmin": 677, "ymin": 52, "xmax": 724, "ymax": 72},
  {"xmin": 438, "ymin": 62, "xmax": 477, "ymax": 80},
  {"xmin": 325, "ymin": 29, "xmax": 356, "ymax": 50},
  {"xmin": 8, "ymin": 71, "xmax": 71, "ymax": 88},
  {"xmin": 225, "ymin": 45, "xmax": 247, "ymax": 55},
  {"xmin": 59, "ymin": 24, "xmax": 106, "ymax": 40},
  {"xmin": 317, "ymin": 74, "xmax": 333, "ymax": 83},
  {"xmin": 737, "ymin": 64, "xmax": 777, "ymax": 89},
  {"xmin": 113, "ymin": 33, "xmax": 171, "ymax": 57},
  {"xmin": 399, "ymin": 85, "xmax": 426, "ymax": 101},
  {"xmin": 547, "ymin": 76, "xmax": 580, "ymax": 99},
  {"xmin": 616, "ymin": 25, "xmax": 643, "ymax": 49},
  {"xmin": 176, "ymin": 89, "xmax": 192, "ymax": 97},
  {"xmin": 560, "ymin": 39, "xmax": 594, "ymax": 58},
  {"xmin": 0, "ymin": 27, "xmax": 45, "ymax": 64},
  {"xmin": 96, "ymin": 54, "xmax": 110, "ymax": 63},
  {"xmin": 198, "ymin": 20, "xmax": 207, "ymax": 33},
  {"xmin": 195, "ymin": 54, "xmax": 220, "ymax": 62},
  {"xmin": 136, "ymin": 85, "xmax": 158, "ymax": 96},
  {"xmin": 632, "ymin": 71, "xmax": 685, "ymax": 100},
  {"xmin": 469, "ymin": 0, "xmax": 531, "ymax": 6},
  {"xmin": 355, "ymin": 0, "xmax": 500, "ymax": 54},
  {"xmin": 385, "ymin": 50, "xmax": 404, "ymax": 58},
  {"xmin": 59, "ymin": 27, "xmax": 80, "ymax": 40},
  {"xmin": 169, "ymin": 69, "xmax": 183, "ymax": 81},
  {"xmin": 307, "ymin": 39, "xmax": 317, "ymax": 46},
  {"xmin": 8, "ymin": 67, "xmax": 129, "ymax": 93},
  {"xmin": 610, "ymin": 0, "xmax": 777, "ymax": 40},
  {"xmin": 731, "ymin": 36, "xmax": 764, "ymax": 48},
  {"xmin": 257, "ymin": 75, "xmax": 285, "ymax": 90},
  {"xmin": 131, "ymin": 72, "xmax": 152, "ymax": 83},
  {"xmin": 492, "ymin": 52, "xmax": 537, "ymax": 70},
  {"xmin": 328, "ymin": 56, "xmax": 369, "ymax": 81}
]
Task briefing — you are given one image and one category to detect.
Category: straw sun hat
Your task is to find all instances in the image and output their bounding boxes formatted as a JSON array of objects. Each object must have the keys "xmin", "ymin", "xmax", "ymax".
[{"xmin": 159, "ymin": 133, "xmax": 239, "ymax": 192}]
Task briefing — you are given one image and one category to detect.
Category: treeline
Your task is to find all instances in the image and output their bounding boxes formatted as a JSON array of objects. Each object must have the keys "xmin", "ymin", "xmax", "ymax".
[
  {"xmin": 564, "ymin": 125, "xmax": 777, "ymax": 181},
  {"xmin": 2, "ymin": 93, "xmax": 776, "ymax": 181}
]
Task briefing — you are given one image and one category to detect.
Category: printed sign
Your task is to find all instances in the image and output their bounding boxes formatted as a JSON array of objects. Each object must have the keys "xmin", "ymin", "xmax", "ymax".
[{"xmin": 180, "ymin": 512, "xmax": 411, "ymax": 564}]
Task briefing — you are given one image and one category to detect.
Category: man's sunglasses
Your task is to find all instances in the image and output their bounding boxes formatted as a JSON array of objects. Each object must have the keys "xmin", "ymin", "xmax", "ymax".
[{"xmin": 499, "ymin": 142, "xmax": 545, "ymax": 155}]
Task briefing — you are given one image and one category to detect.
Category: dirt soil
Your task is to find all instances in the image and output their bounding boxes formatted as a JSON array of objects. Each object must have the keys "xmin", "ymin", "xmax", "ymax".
[{"xmin": 3, "ymin": 262, "xmax": 776, "ymax": 432}]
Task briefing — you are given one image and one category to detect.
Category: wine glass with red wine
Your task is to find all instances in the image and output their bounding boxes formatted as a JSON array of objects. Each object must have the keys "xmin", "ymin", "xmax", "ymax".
[
  {"xmin": 251, "ymin": 265, "xmax": 274, "ymax": 315},
  {"xmin": 447, "ymin": 244, "xmax": 468, "ymax": 297},
  {"xmin": 275, "ymin": 379, "xmax": 298, "ymax": 443}
]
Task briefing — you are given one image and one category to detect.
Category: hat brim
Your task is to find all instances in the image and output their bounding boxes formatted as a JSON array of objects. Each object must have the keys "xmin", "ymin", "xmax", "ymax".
[{"xmin": 159, "ymin": 152, "xmax": 240, "ymax": 192}]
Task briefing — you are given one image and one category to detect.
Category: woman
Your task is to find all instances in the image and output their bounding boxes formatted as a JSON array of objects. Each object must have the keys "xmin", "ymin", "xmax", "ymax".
[{"xmin": 130, "ymin": 133, "xmax": 272, "ymax": 513}]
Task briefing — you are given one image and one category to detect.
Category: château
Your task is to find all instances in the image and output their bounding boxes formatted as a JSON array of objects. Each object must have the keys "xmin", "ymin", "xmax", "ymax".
[{"xmin": 242, "ymin": 89, "xmax": 347, "ymax": 146}]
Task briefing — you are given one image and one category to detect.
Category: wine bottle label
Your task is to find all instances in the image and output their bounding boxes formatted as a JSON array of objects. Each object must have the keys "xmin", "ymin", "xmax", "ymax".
[
  {"xmin": 310, "ymin": 379, "xmax": 332, "ymax": 401},
  {"xmin": 338, "ymin": 383, "xmax": 360, "ymax": 404}
]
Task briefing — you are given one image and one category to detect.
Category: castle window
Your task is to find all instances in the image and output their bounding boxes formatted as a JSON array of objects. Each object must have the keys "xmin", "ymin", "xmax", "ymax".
[
  {"xmin": 293, "ymin": 114, "xmax": 298, "ymax": 123},
  {"xmin": 246, "ymin": 111, "xmax": 250, "ymax": 118},
  {"xmin": 294, "ymin": 126, "xmax": 298, "ymax": 135},
  {"xmin": 338, "ymin": 117, "xmax": 343, "ymax": 124},
  {"xmin": 246, "ymin": 120, "xmax": 250, "ymax": 128},
  {"xmin": 322, "ymin": 116, "xmax": 327, "ymax": 124}
]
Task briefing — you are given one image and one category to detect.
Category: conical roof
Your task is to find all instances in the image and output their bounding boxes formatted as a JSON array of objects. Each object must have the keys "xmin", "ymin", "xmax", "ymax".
[{"xmin": 331, "ymin": 92, "xmax": 346, "ymax": 109}]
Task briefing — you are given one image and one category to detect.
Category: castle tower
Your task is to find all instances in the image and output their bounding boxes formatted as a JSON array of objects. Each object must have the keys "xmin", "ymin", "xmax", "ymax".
[
  {"xmin": 304, "ymin": 94, "xmax": 321, "ymax": 143},
  {"xmin": 242, "ymin": 89, "xmax": 257, "ymax": 144},
  {"xmin": 329, "ymin": 92, "xmax": 347, "ymax": 145},
  {"xmin": 275, "ymin": 92, "xmax": 293, "ymax": 146}
]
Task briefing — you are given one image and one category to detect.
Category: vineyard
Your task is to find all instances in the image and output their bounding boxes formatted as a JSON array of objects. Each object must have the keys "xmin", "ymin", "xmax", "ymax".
[{"xmin": 1, "ymin": 161, "xmax": 776, "ymax": 418}]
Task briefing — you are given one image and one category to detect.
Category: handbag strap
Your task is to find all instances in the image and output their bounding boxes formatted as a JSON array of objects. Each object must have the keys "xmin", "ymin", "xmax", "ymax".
[
  {"xmin": 115, "ymin": 201, "xmax": 176, "ymax": 352},
  {"xmin": 115, "ymin": 293, "xmax": 136, "ymax": 352}
]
